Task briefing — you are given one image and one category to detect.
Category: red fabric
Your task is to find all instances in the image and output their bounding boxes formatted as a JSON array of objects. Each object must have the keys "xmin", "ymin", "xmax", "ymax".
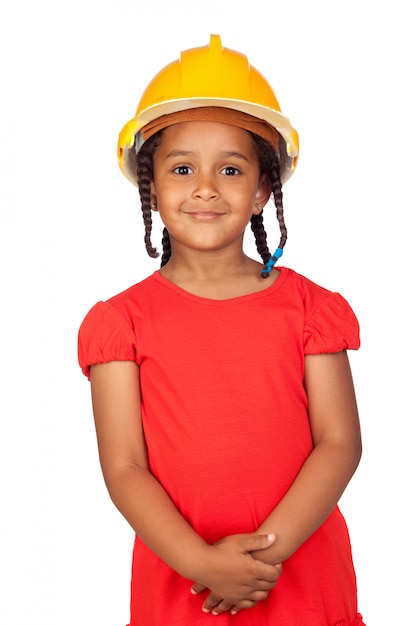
[{"xmin": 78, "ymin": 267, "xmax": 364, "ymax": 626}]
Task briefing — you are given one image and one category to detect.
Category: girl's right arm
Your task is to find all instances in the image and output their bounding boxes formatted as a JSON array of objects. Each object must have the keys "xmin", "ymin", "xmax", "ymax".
[{"xmin": 89, "ymin": 360, "xmax": 279, "ymax": 605}]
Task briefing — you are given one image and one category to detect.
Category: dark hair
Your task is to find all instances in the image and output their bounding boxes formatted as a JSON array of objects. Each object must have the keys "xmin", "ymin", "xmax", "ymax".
[{"xmin": 136, "ymin": 129, "xmax": 286, "ymax": 275}]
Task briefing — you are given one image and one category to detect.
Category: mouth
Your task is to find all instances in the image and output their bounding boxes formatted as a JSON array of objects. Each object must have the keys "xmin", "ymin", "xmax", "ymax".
[{"xmin": 186, "ymin": 211, "xmax": 226, "ymax": 221}]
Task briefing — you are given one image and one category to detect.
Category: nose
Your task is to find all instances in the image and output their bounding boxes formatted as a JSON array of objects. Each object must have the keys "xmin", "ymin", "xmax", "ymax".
[{"xmin": 192, "ymin": 170, "xmax": 219, "ymax": 201}]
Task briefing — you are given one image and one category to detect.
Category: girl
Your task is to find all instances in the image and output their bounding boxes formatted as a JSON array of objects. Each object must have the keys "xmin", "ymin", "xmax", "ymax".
[{"xmin": 78, "ymin": 35, "xmax": 365, "ymax": 626}]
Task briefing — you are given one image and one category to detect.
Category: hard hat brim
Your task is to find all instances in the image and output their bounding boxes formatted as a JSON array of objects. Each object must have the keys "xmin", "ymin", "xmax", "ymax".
[{"xmin": 118, "ymin": 98, "xmax": 299, "ymax": 186}]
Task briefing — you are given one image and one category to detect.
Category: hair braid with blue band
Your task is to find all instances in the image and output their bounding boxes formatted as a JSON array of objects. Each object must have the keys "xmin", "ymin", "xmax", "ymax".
[{"xmin": 261, "ymin": 247, "xmax": 283, "ymax": 277}]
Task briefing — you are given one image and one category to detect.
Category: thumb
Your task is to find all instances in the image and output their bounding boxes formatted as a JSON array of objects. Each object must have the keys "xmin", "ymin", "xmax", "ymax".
[{"xmin": 242, "ymin": 533, "xmax": 276, "ymax": 553}]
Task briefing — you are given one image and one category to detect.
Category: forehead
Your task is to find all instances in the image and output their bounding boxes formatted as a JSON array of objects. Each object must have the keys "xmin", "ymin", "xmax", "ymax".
[{"xmin": 158, "ymin": 120, "xmax": 255, "ymax": 151}]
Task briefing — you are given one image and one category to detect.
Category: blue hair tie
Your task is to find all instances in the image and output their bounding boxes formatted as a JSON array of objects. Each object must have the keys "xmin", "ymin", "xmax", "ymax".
[{"xmin": 261, "ymin": 247, "xmax": 283, "ymax": 277}]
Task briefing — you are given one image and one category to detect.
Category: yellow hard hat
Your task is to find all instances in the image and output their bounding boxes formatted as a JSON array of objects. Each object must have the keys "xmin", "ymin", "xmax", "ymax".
[{"xmin": 118, "ymin": 35, "xmax": 299, "ymax": 185}]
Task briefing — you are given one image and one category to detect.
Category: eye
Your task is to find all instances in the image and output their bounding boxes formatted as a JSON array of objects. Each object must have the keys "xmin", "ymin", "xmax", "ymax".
[
  {"xmin": 221, "ymin": 166, "xmax": 240, "ymax": 176},
  {"xmin": 173, "ymin": 165, "xmax": 193, "ymax": 175}
]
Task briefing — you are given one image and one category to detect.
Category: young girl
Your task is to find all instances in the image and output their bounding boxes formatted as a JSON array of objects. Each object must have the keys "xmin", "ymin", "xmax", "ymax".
[{"xmin": 78, "ymin": 35, "xmax": 365, "ymax": 626}]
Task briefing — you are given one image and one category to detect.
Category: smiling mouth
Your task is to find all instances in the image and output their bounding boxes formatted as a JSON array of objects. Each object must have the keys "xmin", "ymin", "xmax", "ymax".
[{"xmin": 187, "ymin": 211, "xmax": 225, "ymax": 220}]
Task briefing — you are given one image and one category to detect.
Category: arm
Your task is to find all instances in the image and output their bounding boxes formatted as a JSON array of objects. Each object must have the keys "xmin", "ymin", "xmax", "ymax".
[
  {"xmin": 251, "ymin": 350, "xmax": 362, "ymax": 564},
  {"xmin": 89, "ymin": 361, "xmax": 279, "ymax": 602},
  {"xmin": 194, "ymin": 350, "xmax": 361, "ymax": 614}
]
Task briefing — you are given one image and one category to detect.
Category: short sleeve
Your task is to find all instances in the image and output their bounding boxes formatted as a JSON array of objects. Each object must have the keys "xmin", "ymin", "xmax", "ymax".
[
  {"xmin": 78, "ymin": 301, "xmax": 137, "ymax": 379},
  {"xmin": 304, "ymin": 293, "xmax": 360, "ymax": 355}
]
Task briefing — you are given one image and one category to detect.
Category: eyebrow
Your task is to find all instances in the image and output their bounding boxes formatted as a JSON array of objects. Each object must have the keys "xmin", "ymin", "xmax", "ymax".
[{"xmin": 165, "ymin": 150, "xmax": 250, "ymax": 161}]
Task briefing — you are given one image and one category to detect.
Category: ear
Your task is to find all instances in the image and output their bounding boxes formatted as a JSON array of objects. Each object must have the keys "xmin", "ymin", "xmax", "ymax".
[
  {"xmin": 150, "ymin": 181, "xmax": 158, "ymax": 212},
  {"xmin": 254, "ymin": 175, "xmax": 271, "ymax": 213}
]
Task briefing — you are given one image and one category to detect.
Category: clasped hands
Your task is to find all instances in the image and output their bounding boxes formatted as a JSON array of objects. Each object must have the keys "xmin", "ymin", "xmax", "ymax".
[{"xmin": 190, "ymin": 532, "xmax": 282, "ymax": 616}]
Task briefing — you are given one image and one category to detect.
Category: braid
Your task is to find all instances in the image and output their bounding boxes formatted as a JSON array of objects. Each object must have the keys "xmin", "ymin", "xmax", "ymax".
[
  {"xmin": 160, "ymin": 227, "xmax": 171, "ymax": 267},
  {"xmin": 250, "ymin": 213, "xmax": 270, "ymax": 265},
  {"xmin": 270, "ymin": 155, "xmax": 286, "ymax": 250},
  {"xmin": 136, "ymin": 132, "xmax": 163, "ymax": 259},
  {"xmin": 251, "ymin": 133, "xmax": 286, "ymax": 277}
]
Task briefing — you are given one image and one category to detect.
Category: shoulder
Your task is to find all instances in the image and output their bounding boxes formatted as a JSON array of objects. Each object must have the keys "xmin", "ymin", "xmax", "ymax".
[
  {"xmin": 278, "ymin": 267, "xmax": 360, "ymax": 353},
  {"xmin": 280, "ymin": 267, "xmax": 354, "ymax": 306},
  {"xmin": 106, "ymin": 272, "xmax": 158, "ymax": 309},
  {"xmin": 77, "ymin": 273, "xmax": 158, "ymax": 379},
  {"xmin": 80, "ymin": 272, "xmax": 162, "ymax": 327},
  {"xmin": 278, "ymin": 267, "xmax": 334, "ymax": 307}
]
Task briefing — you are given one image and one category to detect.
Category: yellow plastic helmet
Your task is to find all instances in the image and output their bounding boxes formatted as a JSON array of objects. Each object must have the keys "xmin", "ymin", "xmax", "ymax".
[{"xmin": 118, "ymin": 35, "xmax": 299, "ymax": 185}]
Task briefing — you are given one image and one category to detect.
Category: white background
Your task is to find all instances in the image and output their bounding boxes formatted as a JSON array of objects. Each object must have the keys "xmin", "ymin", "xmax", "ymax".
[{"xmin": 1, "ymin": 1, "xmax": 416, "ymax": 624}]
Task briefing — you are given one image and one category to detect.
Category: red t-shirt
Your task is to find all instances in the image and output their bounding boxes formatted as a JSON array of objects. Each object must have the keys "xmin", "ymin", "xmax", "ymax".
[{"xmin": 78, "ymin": 267, "xmax": 365, "ymax": 626}]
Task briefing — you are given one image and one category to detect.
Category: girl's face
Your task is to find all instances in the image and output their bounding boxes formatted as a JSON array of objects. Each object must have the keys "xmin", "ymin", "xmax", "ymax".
[{"xmin": 150, "ymin": 121, "xmax": 270, "ymax": 258}]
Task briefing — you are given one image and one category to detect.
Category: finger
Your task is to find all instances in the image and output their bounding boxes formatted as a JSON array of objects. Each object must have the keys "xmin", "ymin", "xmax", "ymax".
[
  {"xmin": 250, "ymin": 578, "xmax": 278, "ymax": 592},
  {"xmin": 210, "ymin": 600, "xmax": 235, "ymax": 616},
  {"xmin": 231, "ymin": 589, "xmax": 273, "ymax": 613},
  {"xmin": 213, "ymin": 587, "xmax": 272, "ymax": 616},
  {"xmin": 240, "ymin": 533, "xmax": 276, "ymax": 554},
  {"xmin": 252, "ymin": 560, "xmax": 281, "ymax": 584},
  {"xmin": 232, "ymin": 598, "xmax": 259, "ymax": 612},
  {"xmin": 201, "ymin": 592, "xmax": 223, "ymax": 614},
  {"xmin": 190, "ymin": 582, "xmax": 207, "ymax": 595}
]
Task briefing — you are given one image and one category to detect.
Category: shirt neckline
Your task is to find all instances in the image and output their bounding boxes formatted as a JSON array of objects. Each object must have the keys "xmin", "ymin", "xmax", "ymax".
[{"xmin": 151, "ymin": 266, "xmax": 288, "ymax": 305}]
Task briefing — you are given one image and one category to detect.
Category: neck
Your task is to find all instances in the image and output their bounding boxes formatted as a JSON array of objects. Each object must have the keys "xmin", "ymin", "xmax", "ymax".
[
  {"xmin": 158, "ymin": 248, "xmax": 276, "ymax": 301},
  {"xmin": 160, "ymin": 247, "xmax": 256, "ymax": 282}
]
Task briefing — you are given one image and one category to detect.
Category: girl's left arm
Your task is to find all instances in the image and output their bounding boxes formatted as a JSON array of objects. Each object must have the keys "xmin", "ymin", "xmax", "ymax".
[
  {"xmin": 251, "ymin": 350, "xmax": 362, "ymax": 564},
  {"xmin": 191, "ymin": 350, "xmax": 362, "ymax": 614}
]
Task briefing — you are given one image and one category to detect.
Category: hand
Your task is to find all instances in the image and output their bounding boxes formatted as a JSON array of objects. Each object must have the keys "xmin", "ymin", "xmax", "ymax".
[{"xmin": 190, "ymin": 533, "xmax": 282, "ymax": 616}]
